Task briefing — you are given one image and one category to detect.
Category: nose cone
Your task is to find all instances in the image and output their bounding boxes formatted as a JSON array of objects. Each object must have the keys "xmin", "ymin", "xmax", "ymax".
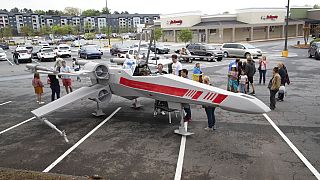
[{"xmin": 219, "ymin": 93, "xmax": 270, "ymax": 114}]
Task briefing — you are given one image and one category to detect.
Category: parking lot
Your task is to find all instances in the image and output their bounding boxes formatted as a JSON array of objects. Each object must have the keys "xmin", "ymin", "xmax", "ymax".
[{"xmin": 0, "ymin": 38, "xmax": 319, "ymax": 179}]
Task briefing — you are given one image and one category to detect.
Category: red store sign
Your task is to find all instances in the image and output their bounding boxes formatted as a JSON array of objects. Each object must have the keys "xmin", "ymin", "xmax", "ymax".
[
  {"xmin": 261, "ymin": 15, "xmax": 278, "ymax": 20},
  {"xmin": 168, "ymin": 20, "xmax": 183, "ymax": 25}
]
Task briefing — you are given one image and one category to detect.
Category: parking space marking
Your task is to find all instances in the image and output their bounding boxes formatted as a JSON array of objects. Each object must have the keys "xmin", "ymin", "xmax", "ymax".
[
  {"xmin": 0, "ymin": 101, "xmax": 12, "ymax": 106},
  {"xmin": 0, "ymin": 117, "xmax": 36, "ymax": 135},
  {"xmin": 174, "ymin": 122, "xmax": 188, "ymax": 180},
  {"xmin": 43, "ymin": 107, "xmax": 121, "ymax": 173},
  {"xmin": 263, "ymin": 113, "xmax": 320, "ymax": 179}
]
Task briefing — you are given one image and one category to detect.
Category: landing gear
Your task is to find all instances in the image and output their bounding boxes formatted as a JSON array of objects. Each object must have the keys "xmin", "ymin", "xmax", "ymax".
[
  {"xmin": 174, "ymin": 104, "xmax": 194, "ymax": 136},
  {"xmin": 131, "ymin": 98, "xmax": 143, "ymax": 109}
]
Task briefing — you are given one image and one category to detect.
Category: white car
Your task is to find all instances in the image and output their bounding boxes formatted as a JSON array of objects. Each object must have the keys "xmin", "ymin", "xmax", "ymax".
[
  {"xmin": 39, "ymin": 42, "xmax": 50, "ymax": 48},
  {"xmin": 71, "ymin": 40, "xmax": 82, "ymax": 47},
  {"xmin": 121, "ymin": 48, "xmax": 158, "ymax": 60},
  {"xmin": 55, "ymin": 44, "xmax": 71, "ymax": 57},
  {"xmin": 14, "ymin": 47, "xmax": 32, "ymax": 63},
  {"xmin": 37, "ymin": 48, "xmax": 57, "ymax": 62},
  {"xmin": 0, "ymin": 48, "xmax": 7, "ymax": 61}
]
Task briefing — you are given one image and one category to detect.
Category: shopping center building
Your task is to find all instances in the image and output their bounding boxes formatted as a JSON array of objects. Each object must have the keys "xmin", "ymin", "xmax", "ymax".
[{"xmin": 158, "ymin": 8, "xmax": 305, "ymax": 43}]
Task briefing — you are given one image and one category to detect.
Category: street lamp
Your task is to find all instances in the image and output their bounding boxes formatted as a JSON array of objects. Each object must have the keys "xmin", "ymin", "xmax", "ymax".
[
  {"xmin": 282, "ymin": 0, "xmax": 290, "ymax": 57},
  {"xmin": 106, "ymin": 0, "xmax": 111, "ymax": 46}
]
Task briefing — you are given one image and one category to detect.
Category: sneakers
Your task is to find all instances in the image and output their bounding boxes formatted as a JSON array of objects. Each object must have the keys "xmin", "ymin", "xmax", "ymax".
[
  {"xmin": 204, "ymin": 127, "xmax": 213, "ymax": 131},
  {"xmin": 184, "ymin": 117, "xmax": 191, "ymax": 122},
  {"xmin": 39, "ymin": 101, "xmax": 45, "ymax": 105}
]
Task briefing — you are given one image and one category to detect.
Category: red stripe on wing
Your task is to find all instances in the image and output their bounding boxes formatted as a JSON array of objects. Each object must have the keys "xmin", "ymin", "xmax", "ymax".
[
  {"xmin": 120, "ymin": 77, "xmax": 189, "ymax": 97},
  {"xmin": 192, "ymin": 91, "xmax": 203, "ymax": 100},
  {"xmin": 212, "ymin": 94, "xmax": 228, "ymax": 104}
]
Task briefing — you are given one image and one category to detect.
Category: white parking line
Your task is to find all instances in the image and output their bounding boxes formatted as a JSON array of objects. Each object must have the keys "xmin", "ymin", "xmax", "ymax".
[
  {"xmin": 0, "ymin": 101, "xmax": 12, "ymax": 106},
  {"xmin": 174, "ymin": 122, "xmax": 188, "ymax": 180},
  {"xmin": 0, "ymin": 117, "xmax": 36, "ymax": 135},
  {"xmin": 43, "ymin": 107, "xmax": 121, "ymax": 173},
  {"xmin": 263, "ymin": 113, "xmax": 320, "ymax": 179}
]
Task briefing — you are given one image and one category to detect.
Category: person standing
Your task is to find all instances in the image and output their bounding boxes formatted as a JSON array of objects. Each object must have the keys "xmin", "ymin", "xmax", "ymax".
[
  {"xmin": 171, "ymin": 54, "xmax": 182, "ymax": 76},
  {"xmin": 60, "ymin": 60, "xmax": 73, "ymax": 94},
  {"xmin": 192, "ymin": 62, "xmax": 203, "ymax": 82},
  {"xmin": 180, "ymin": 69, "xmax": 191, "ymax": 122},
  {"xmin": 227, "ymin": 59, "xmax": 240, "ymax": 91},
  {"xmin": 277, "ymin": 62, "xmax": 288, "ymax": 101},
  {"xmin": 228, "ymin": 65, "xmax": 239, "ymax": 92},
  {"xmin": 268, "ymin": 67, "xmax": 281, "ymax": 110},
  {"xmin": 203, "ymin": 76, "xmax": 216, "ymax": 131},
  {"xmin": 239, "ymin": 71, "xmax": 248, "ymax": 94},
  {"xmin": 47, "ymin": 74, "xmax": 60, "ymax": 101},
  {"xmin": 245, "ymin": 57, "xmax": 256, "ymax": 95},
  {"xmin": 32, "ymin": 72, "xmax": 45, "ymax": 104},
  {"xmin": 258, "ymin": 56, "xmax": 267, "ymax": 85}
]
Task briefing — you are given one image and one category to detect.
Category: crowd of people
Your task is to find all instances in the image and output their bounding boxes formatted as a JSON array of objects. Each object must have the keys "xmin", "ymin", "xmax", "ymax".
[{"xmin": 31, "ymin": 58, "xmax": 74, "ymax": 105}]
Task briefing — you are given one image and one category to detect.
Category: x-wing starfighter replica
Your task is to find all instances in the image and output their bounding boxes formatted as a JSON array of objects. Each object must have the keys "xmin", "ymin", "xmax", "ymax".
[{"xmin": 26, "ymin": 57, "xmax": 270, "ymax": 142}]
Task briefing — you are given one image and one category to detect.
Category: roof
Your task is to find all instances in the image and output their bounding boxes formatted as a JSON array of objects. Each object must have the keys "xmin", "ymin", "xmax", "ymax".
[
  {"xmin": 193, "ymin": 20, "xmax": 247, "ymax": 27},
  {"xmin": 298, "ymin": 18, "xmax": 320, "ymax": 23}
]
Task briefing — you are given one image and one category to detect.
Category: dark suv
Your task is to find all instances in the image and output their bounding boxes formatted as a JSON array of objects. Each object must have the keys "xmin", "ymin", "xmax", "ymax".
[
  {"xmin": 308, "ymin": 42, "xmax": 320, "ymax": 60},
  {"xmin": 187, "ymin": 43, "xmax": 223, "ymax": 61}
]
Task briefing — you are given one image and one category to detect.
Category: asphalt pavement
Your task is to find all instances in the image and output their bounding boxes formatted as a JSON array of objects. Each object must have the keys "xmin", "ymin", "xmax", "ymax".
[{"xmin": 0, "ymin": 38, "xmax": 319, "ymax": 179}]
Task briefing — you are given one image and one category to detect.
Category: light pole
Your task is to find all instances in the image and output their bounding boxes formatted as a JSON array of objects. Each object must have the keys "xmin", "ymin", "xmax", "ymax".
[
  {"xmin": 282, "ymin": 0, "xmax": 290, "ymax": 57},
  {"xmin": 106, "ymin": 0, "xmax": 111, "ymax": 46}
]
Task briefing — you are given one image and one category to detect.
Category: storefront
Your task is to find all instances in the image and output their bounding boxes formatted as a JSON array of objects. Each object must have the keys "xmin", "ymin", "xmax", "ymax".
[{"xmin": 159, "ymin": 8, "xmax": 304, "ymax": 43}]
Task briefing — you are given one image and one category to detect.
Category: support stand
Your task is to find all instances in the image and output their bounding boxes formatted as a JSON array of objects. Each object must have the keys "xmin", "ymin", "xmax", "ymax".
[
  {"xmin": 174, "ymin": 104, "xmax": 194, "ymax": 136},
  {"xmin": 89, "ymin": 98, "xmax": 105, "ymax": 117},
  {"xmin": 41, "ymin": 118, "xmax": 69, "ymax": 143},
  {"xmin": 131, "ymin": 98, "xmax": 143, "ymax": 109}
]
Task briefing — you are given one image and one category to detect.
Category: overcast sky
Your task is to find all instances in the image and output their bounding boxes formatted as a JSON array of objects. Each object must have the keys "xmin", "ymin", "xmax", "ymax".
[{"xmin": 0, "ymin": 0, "xmax": 318, "ymax": 14}]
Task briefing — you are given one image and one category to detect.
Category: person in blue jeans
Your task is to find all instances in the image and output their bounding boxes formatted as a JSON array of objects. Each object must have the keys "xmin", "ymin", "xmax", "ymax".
[
  {"xmin": 180, "ymin": 69, "xmax": 192, "ymax": 122},
  {"xmin": 202, "ymin": 76, "xmax": 216, "ymax": 131},
  {"xmin": 258, "ymin": 56, "xmax": 267, "ymax": 85}
]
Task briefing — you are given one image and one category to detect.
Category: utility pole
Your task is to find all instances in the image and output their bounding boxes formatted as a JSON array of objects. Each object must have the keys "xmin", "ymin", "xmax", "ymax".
[
  {"xmin": 282, "ymin": 0, "xmax": 290, "ymax": 57},
  {"xmin": 106, "ymin": 0, "xmax": 111, "ymax": 46}
]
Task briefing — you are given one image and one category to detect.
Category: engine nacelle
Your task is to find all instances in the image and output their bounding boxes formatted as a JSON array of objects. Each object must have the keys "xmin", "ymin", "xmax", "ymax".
[{"xmin": 83, "ymin": 62, "xmax": 109, "ymax": 80}]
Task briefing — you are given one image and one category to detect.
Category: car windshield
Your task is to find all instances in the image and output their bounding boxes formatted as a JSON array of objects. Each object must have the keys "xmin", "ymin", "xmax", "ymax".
[
  {"xmin": 86, "ymin": 47, "xmax": 98, "ymax": 51},
  {"xmin": 59, "ymin": 47, "xmax": 69, "ymax": 50},
  {"xmin": 205, "ymin": 45, "xmax": 220, "ymax": 50},
  {"xmin": 243, "ymin": 44, "xmax": 256, "ymax": 49},
  {"xmin": 26, "ymin": 47, "xmax": 33, "ymax": 50},
  {"xmin": 43, "ymin": 48, "xmax": 53, "ymax": 52},
  {"xmin": 18, "ymin": 50, "xmax": 28, "ymax": 53}
]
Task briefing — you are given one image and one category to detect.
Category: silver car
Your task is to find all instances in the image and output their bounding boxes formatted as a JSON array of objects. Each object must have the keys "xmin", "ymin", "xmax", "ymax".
[{"xmin": 222, "ymin": 43, "xmax": 262, "ymax": 59}]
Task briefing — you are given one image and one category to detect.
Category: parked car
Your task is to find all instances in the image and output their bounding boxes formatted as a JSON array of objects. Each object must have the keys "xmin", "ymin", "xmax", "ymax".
[
  {"xmin": 0, "ymin": 48, "xmax": 7, "ymax": 61},
  {"xmin": 150, "ymin": 44, "xmax": 170, "ymax": 54},
  {"xmin": 13, "ymin": 47, "xmax": 32, "ymax": 63},
  {"xmin": 121, "ymin": 48, "xmax": 159, "ymax": 60},
  {"xmin": 37, "ymin": 48, "xmax": 57, "ymax": 62},
  {"xmin": 308, "ymin": 42, "xmax": 320, "ymax": 60},
  {"xmin": 71, "ymin": 40, "xmax": 82, "ymax": 47},
  {"xmin": 39, "ymin": 42, "xmax": 50, "ymax": 48},
  {"xmin": 110, "ymin": 44, "xmax": 129, "ymax": 56},
  {"xmin": 55, "ymin": 44, "xmax": 71, "ymax": 57},
  {"xmin": 131, "ymin": 43, "xmax": 149, "ymax": 49},
  {"xmin": 61, "ymin": 35, "xmax": 75, "ymax": 42},
  {"xmin": 221, "ymin": 43, "xmax": 262, "ymax": 59},
  {"xmin": 78, "ymin": 46, "xmax": 102, "ymax": 59},
  {"xmin": 83, "ymin": 44, "xmax": 103, "ymax": 55},
  {"xmin": 32, "ymin": 46, "xmax": 41, "ymax": 59},
  {"xmin": 0, "ymin": 43, "xmax": 9, "ymax": 50},
  {"xmin": 187, "ymin": 43, "xmax": 223, "ymax": 61}
]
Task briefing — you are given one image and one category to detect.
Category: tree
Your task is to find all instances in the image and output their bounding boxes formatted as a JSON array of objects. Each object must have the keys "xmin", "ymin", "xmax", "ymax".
[
  {"xmin": 40, "ymin": 26, "xmax": 52, "ymax": 36},
  {"xmin": 100, "ymin": 26, "xmax": 112, "ymax": 35},
  {"xmin": 102, "ymin": 7, "xmax": 111, "ymax": 14},
  {"xmin": 10, "ymin": 7, "xmax": 19, "ymax": 13},
  {"xmin": 20, "ymin": 26, "xmax": 34, "ymax": 41},
  {"xmin": 314, "ymin": 4, "xmax": 320, "ymax": 9},
  {"xmin": 64, "ymin": 7, "xmax": 80, "ymax": 16},
  {"xmin": 113, "ymin": 11, "xmax": 120, "ymax": 14},
  {"xmin": 154, "ymin": 28, "xmax": 163, "ymax": 41},
  {"xmin": 34, "ymin": 10, "xmax": 46, "ymax": 15},
  {"xmin": 1, "ymin": 27, "xmax": 13, "ymax": 39},
  {"xmin": 0, "ymin": 9, "xmax": 8, "ymax": 12},
  {"xmin": 178, "ymin": 29, "xmax": 193, "ymax": 44},
  {"xmin": 82, "ymin": 9, "xmax": 101, "ymax": 17},
  {"xmin": 303, "ymin": 26, "xmax": 310, "ymax": 45}
]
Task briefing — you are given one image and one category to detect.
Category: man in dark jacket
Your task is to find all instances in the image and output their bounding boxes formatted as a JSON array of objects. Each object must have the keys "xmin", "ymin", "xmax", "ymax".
[
  {"xmin": 48, "ymin": 75, "xmax": 60, "ymax": 101},
  {"xmin": 245, "ymin": 57, "xmax": 256, "ymax": 95}
]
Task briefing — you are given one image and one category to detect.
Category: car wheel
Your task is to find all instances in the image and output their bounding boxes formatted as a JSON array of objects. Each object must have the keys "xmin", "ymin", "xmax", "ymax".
[
  {"xmin": 28, "ymin": 59, "xmax": 32, "ymax": 63},
  {"xmin": 308, "ymin": 51, "xmax": 312, "ymax": 58},
  {"xmin": 53, "ymin": 57, "xmax": 56, "ymax": 62},
  {"xmin": 245, "ymin": 53, "xmax": 251, "ymax": 59},
  {"xmin": 217, "ymin": 57, "xmax": 223, "ymax": 61},
  {"xmin": 189, "ymin": 59, "xmax": 193, "ymax": 63},
  {"xmin": 315, "ymin": 52, "xmax": 320, "ymax": 60},
  {"xmin": 41, "ymin": 58, "xmax": 44, "ymax": 62},
  {"xmin": 223, "ymin": 52, "xmax": 228, "ymax": 58}
]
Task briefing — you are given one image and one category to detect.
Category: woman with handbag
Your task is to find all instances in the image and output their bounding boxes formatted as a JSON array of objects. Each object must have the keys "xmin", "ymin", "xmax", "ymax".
[{"xmin": 258, "ymin": 56, "xmax": 267, "ymax": 85}]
